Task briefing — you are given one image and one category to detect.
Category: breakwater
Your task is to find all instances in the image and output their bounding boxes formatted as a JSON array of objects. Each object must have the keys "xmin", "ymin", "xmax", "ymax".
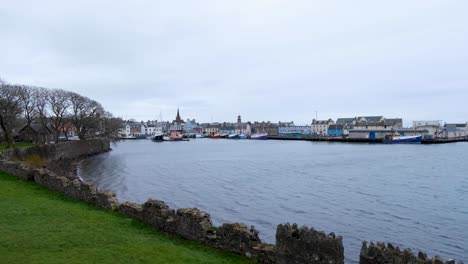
[{"xmin": 0, "ymin": 141, "xmax": 465, "ymax": 264}]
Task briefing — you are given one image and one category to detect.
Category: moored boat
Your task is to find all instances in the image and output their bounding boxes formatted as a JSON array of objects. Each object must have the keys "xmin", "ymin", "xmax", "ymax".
[
  {"xmin": 210, "ymin": 134, "xmax": 222, "ymax": 139},
  {"xmin": 151, "ymin": 133, "xmax": 164, "ymax": 142},
  {"xmin": 250, "ymin": 133, "xmax": 268, "ymax": 140},
  {"xmin": 384, "ymin": 135, "xmax": 422, "ymax": 144},
  {"xmin": 195, "ymin": 134, "xmax": 205, "ymax": 138},
  {"xmin": 239, "ymin": 134, "xmax": 247, "ymax": 139},
  {"xmin": 227, "ymin": 133, "xmax": 240, "ymax": 139}
]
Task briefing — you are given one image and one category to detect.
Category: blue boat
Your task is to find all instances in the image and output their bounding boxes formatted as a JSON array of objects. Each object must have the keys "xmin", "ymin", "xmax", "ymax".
[
  {"xmin": 239, "ymin": 134, "xmax": 247, "ymax": 139},
  {"xmin": 250, "ymin": 133, "xmax": 268, "ymax": 140},
  {"xmin": 384, "ymin": 135, "xmax": 422, "ymax": 144}
]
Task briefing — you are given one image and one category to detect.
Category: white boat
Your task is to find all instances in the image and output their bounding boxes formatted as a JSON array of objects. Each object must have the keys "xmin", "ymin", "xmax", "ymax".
[
  {"xmin": 239, "ymin": 134, "xmax": 247, "ymax": 139},
  {"xmin": 195, "ymin": 134, "xmax": 205, "ymax": 138}
]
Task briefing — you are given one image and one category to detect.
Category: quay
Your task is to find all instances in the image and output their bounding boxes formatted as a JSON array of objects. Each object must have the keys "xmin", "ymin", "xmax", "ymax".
[{"xmin": 267, "ymin": 135, "xmax": 468, "ymax": 144}]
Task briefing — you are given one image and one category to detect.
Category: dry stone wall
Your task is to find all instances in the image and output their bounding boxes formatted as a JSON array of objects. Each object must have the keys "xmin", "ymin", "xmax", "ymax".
[{"xmin": 0, "ymin": 141, "xmax": 464, "ymax": 264}]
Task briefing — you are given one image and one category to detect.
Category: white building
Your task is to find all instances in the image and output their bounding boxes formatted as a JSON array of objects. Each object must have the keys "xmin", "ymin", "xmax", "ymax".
[
  {"xmin": 413, "ymin": 121, "xmax": 442, "ymax": 137},
  {"xmin": 311, "ymin": 119, "xmax": 334, "ymax": 135},
  {"xmin": 442, "ymin": 123, "xmax": 468, "ymax": 139},
  {"xmin": 279, "ymin": 125, "xmax": 311, "ymax": 135}
]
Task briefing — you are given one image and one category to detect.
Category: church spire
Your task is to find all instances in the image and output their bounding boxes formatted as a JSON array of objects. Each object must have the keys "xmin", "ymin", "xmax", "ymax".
[{"xmin": 175, "ymin": 108, "xmax": 182, "ymax": 123}]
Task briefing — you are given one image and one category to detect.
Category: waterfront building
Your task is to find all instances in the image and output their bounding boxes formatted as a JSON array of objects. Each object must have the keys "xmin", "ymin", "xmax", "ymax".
[
  {"xmin": 311, "ymin": 119, "xmax": 334, "ymax": 135},
  {"xmin": 184, "ymin": 119, "xmax": 198, "ymax": 133},
  {"xmin": 202, "ymin": 123, "xmax": 220, "ymax": 136},
  {"xmin": 250, "ymin": 121, "xmax": 278, "ymax": 135},
  {"xmin": 442, "ymin": 123, "xmax": 468, "ymax": 139},
  {"xmin": 234, "ymin": 115, "xmax": 251, "ymax": 135},
  {"xmin": 413, "ymin": 121, "xmax": 442, "ymax": 138},
  {"xmin": 328, "ymin": 124, "xmax": 344, "ymax": 137},
  {"xmin": 278, "ymin": 125, "xmax": 311, "ymax": 136}
]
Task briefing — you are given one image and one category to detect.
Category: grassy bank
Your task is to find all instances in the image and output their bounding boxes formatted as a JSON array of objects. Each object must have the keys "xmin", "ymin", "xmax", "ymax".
[
  {"xmin": 0, "ymin": 172, "xmax": 253, "ymax": 264},
  {"xmin": 0, "ymin": 142, "xmax": 34, "ymax": 151}
]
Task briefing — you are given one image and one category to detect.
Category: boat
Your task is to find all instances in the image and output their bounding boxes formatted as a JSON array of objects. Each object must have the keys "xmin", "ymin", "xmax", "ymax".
[
  {"xmin": 250, "ymin": 133, "xmax": 268, "ymax": 140},
  {"xmin": 195, "ymin": 134, "xmax": 205, "ymax": 138},
  {"xmin": 221, "ymin": 133, "xmax": 229, "ymax": 138},
  {"xmin": 151, "ymin": 133, "xmax": 164, "ymax": 142},
  {"xmin": 210, "ymin": 134, "xmax": 223, "ymax": 139},
  {"xmin": 163, "ymin": 136, "xmax": 172, "ymax": 141},
  {"xmin": 227, "ymin": 134, "xmax": 240, "ymax": 139},
  {"xmin": 239, "ymin": 134, "xmax": 247, "ymax": 139},
  {"xmin": 384, "ymin": 135, "xmax": 422, "ymax": 144}
]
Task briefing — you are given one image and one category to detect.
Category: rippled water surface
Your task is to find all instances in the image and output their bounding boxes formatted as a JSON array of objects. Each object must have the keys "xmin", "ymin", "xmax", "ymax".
[{"xmin": 78, "ymin": 140, "xmax": 468, "ymax": 262}]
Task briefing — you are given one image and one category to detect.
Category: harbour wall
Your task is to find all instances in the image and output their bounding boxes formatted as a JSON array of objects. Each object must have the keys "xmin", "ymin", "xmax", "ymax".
[
  {"xmin": 268, "ymin": 135, "xmax": 468, "ymax": 144},
  {"xmin": 0, "ymin": 141, "xmax": 463, "ymax": 264}
]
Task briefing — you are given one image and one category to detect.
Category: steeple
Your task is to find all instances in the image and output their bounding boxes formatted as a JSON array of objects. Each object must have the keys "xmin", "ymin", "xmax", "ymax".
[{"xmin": 175, "ymin": 108, "xmax": 183, "ymax": 123}]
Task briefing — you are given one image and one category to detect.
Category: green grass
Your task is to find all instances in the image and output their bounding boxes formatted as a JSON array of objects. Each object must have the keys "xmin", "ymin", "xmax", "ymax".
[
  {"xmin": 0, "ymin": 172, "xmax": 254, "ymax": 264},
  {"xmin": 0, "ymin": 142, "xmax": 34, "ymax": 151}
]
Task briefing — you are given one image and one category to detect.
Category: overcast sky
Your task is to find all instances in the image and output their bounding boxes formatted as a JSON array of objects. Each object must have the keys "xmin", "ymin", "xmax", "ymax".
[{"xmin": 1, "ymin": 1, "xmax": 467, "ymax": 125}]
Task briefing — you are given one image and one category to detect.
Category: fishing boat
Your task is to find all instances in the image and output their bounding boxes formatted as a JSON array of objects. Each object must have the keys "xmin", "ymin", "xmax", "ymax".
[
  {"xmin": 151, "ymin": 133, "xmax": 164, "ymax": 142},
  {"xmin": 384, "ymin": 134, "xmax": 422, "ymax": 144},
  {"xmin": 227, "ymin": 134, "xmax": 240, "ymax": 139},
  {"xmin": 221, "ymin": 133, "xmax": 229, "ymax": 138},
  {"xmin": 210, "ymin": 134, "xmax": 222, "ymax": 139},
  {"xmin": 195, "ymin": 134, "xmax": 205, "ymax": 138},
  {"xmin": 239, "ymin": 134, "xmax": 247, "ymax": 139},
  {"xmin": 250, "ymin": 133, "xmax": 268, "ymax": 140}
]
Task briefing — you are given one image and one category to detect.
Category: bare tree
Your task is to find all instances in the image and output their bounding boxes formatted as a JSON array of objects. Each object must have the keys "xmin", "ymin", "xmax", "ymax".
[
  {"xmin": 18, "ymin": 85, "xmax": 39, "ymax": 130},
  {"xmin": 0, "ymin": 83, "xmax": 23, "ymax": 147},
  {"xmin": 47, "ymin": 89, "xmax": 70, "ymax": 142},
  {"xmin": 69, "ymin": 92, "xmax": 105, "ymax": 139},
  {"xmin": 35, "ymin": 87, "xmax": 50, "ymax": 128}
]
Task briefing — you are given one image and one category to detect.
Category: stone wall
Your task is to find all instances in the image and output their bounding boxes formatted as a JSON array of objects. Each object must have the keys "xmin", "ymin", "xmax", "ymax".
[
  {"xmin": 0, "ymin": 139, "xmax": 110, "ymax": 162},
  {"xmin": 360, "ymin": 241, "xmax": 463, "ymax": 264},
  {"xmin": 0, "ymin": 139, "xmax": 110, "ymax": 178},
  {"xmin": 0, "ymin": 141, "xmax": 464, "ymax": 264}
]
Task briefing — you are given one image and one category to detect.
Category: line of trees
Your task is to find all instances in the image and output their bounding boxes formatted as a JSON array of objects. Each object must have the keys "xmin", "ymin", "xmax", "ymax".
[{"xmin": 0, "ymin": 78, "xmax": 121, "ymax": 148}]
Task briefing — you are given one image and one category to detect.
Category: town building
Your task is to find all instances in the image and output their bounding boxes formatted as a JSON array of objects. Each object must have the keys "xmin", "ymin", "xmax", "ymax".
[
  {"xmin": 328, "ymin": 124, "xmax": 345, "ymax": 137},
  {"xmin": 413, "ymin": 121, "xmax": 442, "ymax": 138},
  {"xmin": 278, "ymin": 125, "xmax": 311, "ymax": 136},
  {"xmin": 441, "ymin": 123, "xmax": 468, "ymax": 139},
  {"xmin": 311, "ymin": 119, "xmax": 334, "ymax": 135},
  {"xmin": 184, "ymin": 119, "xmax": 198, "ymax": 133}
]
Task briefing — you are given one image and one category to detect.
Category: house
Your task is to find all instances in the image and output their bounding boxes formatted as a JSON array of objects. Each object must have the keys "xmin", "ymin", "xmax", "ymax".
[
  {"xmin": 202, "ymin": 124, "xmax": 220, "ymax": 136},
  {"xmin": 16, "ymin": 123, "xmax": 55, "ymax": 144},
  {"xmin": 311, "ymin": 119, "xmax": 334, "ymax": 135},
  {"xmin": 328, "ymin": 124, "xmax": 344, "ymax": 137},
  {"xmin": 184, "ymin": 119, "xmax": 198, "ymax": 133}
]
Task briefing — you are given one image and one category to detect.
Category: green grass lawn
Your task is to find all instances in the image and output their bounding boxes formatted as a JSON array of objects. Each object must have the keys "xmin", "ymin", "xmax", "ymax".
[
  {"xmin": 0, "ymin": 172, "xmax": 254, "ymax": 264},
  {"xmin": 0, "ymin": 142, "xmax": 34, "ymax": 151}
]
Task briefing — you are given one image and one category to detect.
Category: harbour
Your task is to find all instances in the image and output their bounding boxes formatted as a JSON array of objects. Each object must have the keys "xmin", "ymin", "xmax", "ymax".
[{"xmin": 78, "ymin": 139, "xmax": 468, "ymax": 263}]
